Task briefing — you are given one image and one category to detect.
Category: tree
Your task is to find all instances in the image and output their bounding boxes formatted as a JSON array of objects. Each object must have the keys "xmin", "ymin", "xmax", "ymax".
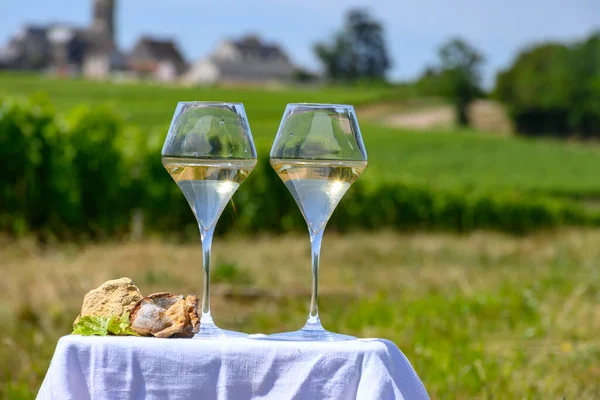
[
  {"xmin": 495, "ymin": 43, "xmax": 572, "ymax": 110},
  {"xmin": 568, "ymin": 33, "xmax": 600, "ymax": 137},
  {"xmin": 437, "ymin": 38, "xmax": 484, "ymax": 126},
  {"xmin": 314, "ymin": 9, "xmax": 391, "ymax": 82},
  {"xmin": 493, "ymin": 39, "xmax": 600, "ymax": 137}
]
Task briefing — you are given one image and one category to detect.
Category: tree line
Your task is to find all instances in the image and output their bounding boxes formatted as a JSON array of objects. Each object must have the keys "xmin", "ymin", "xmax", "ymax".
[
  {"xmin": 315, "ymin": 9, "xmax": 600, "ymax": 137},
  {"xmin": 495, "ymin": 35, "xmax": 600, "ymax": 137}
]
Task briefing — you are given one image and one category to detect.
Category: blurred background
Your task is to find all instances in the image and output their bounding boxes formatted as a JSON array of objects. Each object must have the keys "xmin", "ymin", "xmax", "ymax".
[{"xmin": 1, "ymin": 0, "xmax": 600, "ymax": 398}]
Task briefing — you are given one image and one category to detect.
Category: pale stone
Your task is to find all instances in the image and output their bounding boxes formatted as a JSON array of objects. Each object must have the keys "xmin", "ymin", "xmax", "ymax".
[{"xmin": 74, "ymin": 277, "xmax": 143, "ymax": 326}]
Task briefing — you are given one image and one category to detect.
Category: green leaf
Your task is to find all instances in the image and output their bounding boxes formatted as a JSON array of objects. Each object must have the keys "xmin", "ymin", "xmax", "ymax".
[
  {"xmin": 72, "ymin": 316, "xmax": 111, "ymax": 336},
  {"xmin": 73, "ymin": 313, "xmax": 139, "ymax": 336},
  {"xmin": 107, "ymin": 312, "xmax": 139, "ymax": 336}
]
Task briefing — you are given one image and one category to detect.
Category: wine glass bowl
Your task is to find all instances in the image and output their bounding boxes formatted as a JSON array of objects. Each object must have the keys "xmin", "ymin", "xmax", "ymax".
[
  {"xmin": 162, "ymin": 102, "xmax": 255, "ymax": 159},
  {"xmin": 268, "ymin": 103, "xmax": 367, "ymax": 341},
  {"xmin": 162, "ymin": 102, "xmax": 257, "ymax": 339}
]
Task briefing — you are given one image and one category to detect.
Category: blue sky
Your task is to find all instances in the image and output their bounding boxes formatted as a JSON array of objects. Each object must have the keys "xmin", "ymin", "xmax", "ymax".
[{"xmin": 2, "ymin": 0, "xmax": 599, "ymax": 86}]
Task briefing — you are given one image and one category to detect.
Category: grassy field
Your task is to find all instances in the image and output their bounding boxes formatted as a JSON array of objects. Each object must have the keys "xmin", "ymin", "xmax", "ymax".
[
  {"xmin": 365, "ymin": 126, "xmax": 600, "ymax": 197},
  {"xmin": 1, "ymin": 72, "xmax": 599, "ymax": 200},
  {"xmin": 0, "ymin": 72, "xmax": 397, "ymax": 142},
  {"xmin": 2, "ymin": 230, "xmax": 600, "ymax": 399}
]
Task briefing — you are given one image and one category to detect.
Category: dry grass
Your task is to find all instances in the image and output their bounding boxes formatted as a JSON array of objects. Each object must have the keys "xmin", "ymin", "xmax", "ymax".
[
  {"xmin": 359, "ymin": 99, "xmax": 512, "ymax": 134},
  {"xmin": 2, "ymin": 229, "xmax": 600, "ymax": 398}
]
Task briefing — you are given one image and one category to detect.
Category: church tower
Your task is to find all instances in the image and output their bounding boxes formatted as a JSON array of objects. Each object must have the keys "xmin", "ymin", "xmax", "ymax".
[
  {"xmin": 84, "ymin": 0, "xmax": 124, "ymax": 78},
  {"xmin": 91, "ymin": 0, "xmax": 115, "ymax": 42}
]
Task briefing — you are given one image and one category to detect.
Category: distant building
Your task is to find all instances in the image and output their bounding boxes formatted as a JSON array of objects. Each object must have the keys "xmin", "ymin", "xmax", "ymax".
[
  {"xmin": 184, "ymin": 35, "xmax": 296, "ymax": 85},
  {"xmin": 128, "ymin": 37, "xmax": 187, "ymax": 82},
  {"xmin": 0, "ymin": 23, "xmax": 89, "ymax": 74},
  {"xmin": 47, "ymin": 24, "xmax": 88, "ymax": 75},
  {"xmin": 0, "ymin": 0, "xmax": 125, "ymax": 78},
  {"xmin": 0, "ymin": 25, "xmax": 51, "ymax": 70}
]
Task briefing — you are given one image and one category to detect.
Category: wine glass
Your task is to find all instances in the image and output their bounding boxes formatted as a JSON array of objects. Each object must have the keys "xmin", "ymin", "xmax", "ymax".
[
  {"xmin": 161, "ymin": 102, "xmax": 257, "ymax": 339},
  {"xmin": 268, "ymin": 103, "xmax": 367, "ymax": 341}
]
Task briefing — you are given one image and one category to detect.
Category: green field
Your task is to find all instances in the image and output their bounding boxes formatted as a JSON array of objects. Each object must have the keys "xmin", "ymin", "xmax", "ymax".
[
  {"xmin": 0, "ymin": 72, "xmax": 395, "ymax": 141},
  {"xmin": 2, "ymin": 72, "xmax": 599, "ymax": 199}
]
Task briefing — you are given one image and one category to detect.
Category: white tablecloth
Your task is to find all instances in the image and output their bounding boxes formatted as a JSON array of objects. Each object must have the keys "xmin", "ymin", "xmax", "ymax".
[{"xmin": 37, "ymin": 335, "xmax": 429, "ymax": 400}]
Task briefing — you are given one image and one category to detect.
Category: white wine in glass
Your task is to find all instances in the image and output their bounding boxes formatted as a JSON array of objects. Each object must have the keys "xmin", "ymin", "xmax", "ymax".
[
  {"xmin": 267, "ymin": 103, "xmax": 367, "ymax": 341},
  {"xmin": 270, "ymin": 159, "xmax": 366, "ymax": 234},
  {"xmin": 161, "ymin": 102, "xmax": 257, "ymax": 339},
  {"xmin": 163, "ymin": 158, "xmax": 255, "ymax": 231}
]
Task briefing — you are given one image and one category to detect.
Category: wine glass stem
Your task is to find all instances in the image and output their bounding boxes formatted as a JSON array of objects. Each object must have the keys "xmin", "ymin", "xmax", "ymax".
[
  {"xmin": 307, "ymin": 229, "xmax": 324, "ymax": 327},
  {"xmin": 200, "ymin": 226, "xmax": 216, "ymax": 325}
]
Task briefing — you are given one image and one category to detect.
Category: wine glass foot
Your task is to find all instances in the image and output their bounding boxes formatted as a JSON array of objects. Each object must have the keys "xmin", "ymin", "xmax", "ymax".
[
  {"xmin": 263, "ymin": 329, "xmax": 355, "ymax": 341},
  {"xmin": 194, "ymin": 322, "xmax": 248, "ymax": 339},
  {"xmin": 253, "ymin": 320, "xmax": 356, "ymax": 342}
]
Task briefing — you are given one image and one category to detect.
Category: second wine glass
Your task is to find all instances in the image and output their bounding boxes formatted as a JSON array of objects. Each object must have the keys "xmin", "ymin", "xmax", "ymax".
[
  {"xmin": 162, "ymin": 102, "xmax": 257, "ymax": 339},
  {"xmin": 268, "ymin": 103, "xmax": 367, "ymax": 341}
]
